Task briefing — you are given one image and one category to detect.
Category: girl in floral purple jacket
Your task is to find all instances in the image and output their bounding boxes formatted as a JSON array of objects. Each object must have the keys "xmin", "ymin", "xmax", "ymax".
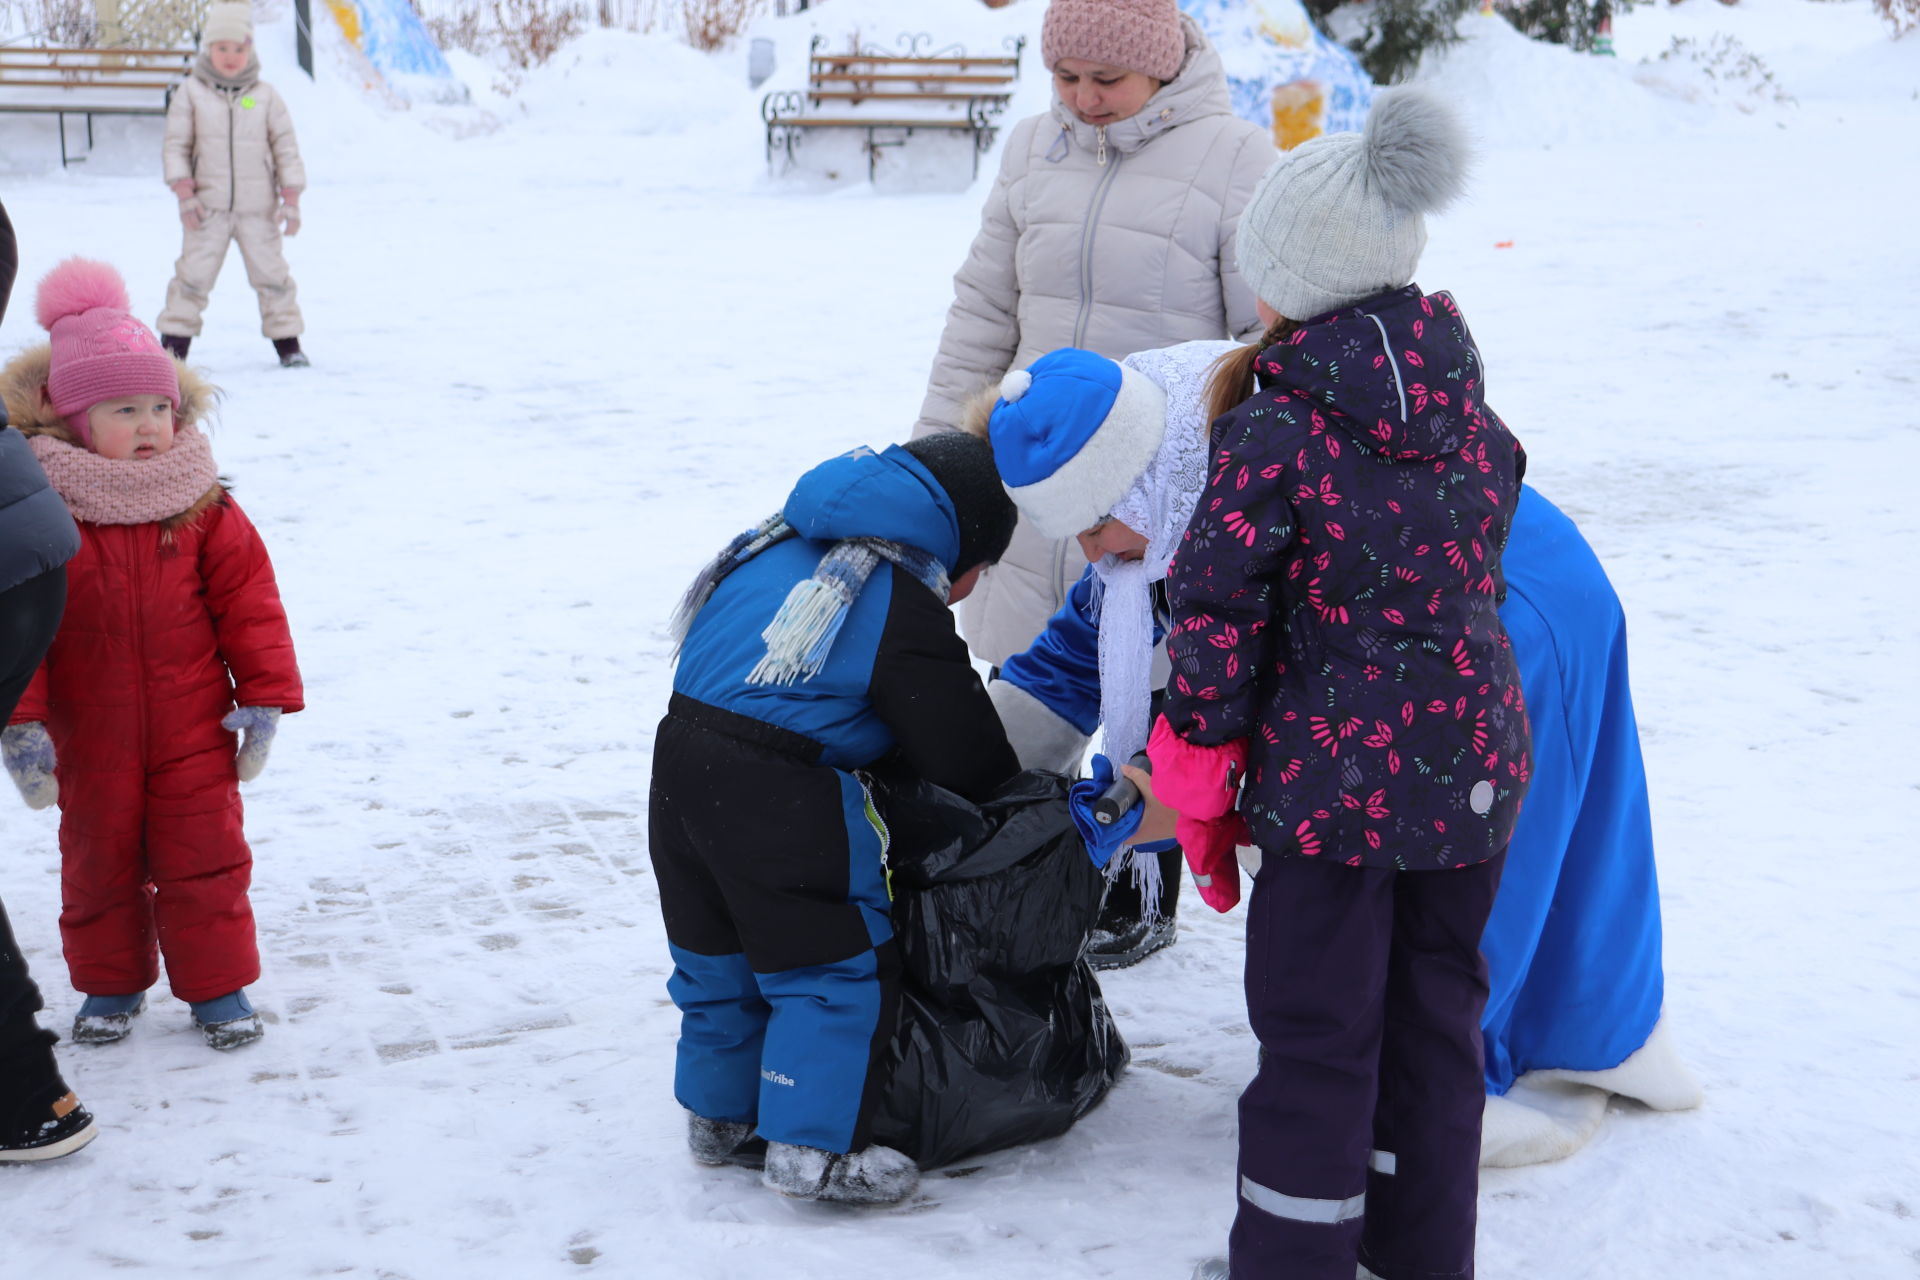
[{"xmin": 1149, "ymin": 88, "xmax": 1532, "ymax": 1280}]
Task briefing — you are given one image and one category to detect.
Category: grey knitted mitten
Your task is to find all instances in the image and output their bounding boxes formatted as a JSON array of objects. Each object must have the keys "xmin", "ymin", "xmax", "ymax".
[
  {"xmin": 220, "ymin": 707, "xmax": 282, "ymax": 782},
  {"xmin": 1, "ymin": 722, "xmax": 58, "ymax": 809}
]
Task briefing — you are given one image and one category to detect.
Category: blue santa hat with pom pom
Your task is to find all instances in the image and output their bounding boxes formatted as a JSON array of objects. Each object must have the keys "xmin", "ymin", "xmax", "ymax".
[
  {"xmin": 987, "ymin": 348, "xmax": 1169, "ymax": 541},
  {"xmin": 1236, "ymin": 84, "xmax": 1473, "ymax": 323}
]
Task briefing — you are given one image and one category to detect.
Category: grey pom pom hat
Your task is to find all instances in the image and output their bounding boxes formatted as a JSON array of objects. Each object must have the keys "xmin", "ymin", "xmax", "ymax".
[{"xmin": 1235, "ymin": 85, "xmax": 1472, "ymax": 322}]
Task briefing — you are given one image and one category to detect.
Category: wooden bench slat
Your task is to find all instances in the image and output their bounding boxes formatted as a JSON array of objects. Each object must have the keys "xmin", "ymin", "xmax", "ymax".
[
  {"xmin": 809, "ymin": 91, "xmax": 1008, "ymax": 102},
  {"xmin": 809, "ymin": 71, "xmax": 1014, "ymax": 84},
  {"xmin": 780, "ymin": 116, "xmax": 982, "ymax": 129},
  {"xmin": 0, "ymin": 78, "xmax": 184, "ymax": 88},
  {"xmin": 812, "ymin": 56, "xmax": 1018, "ymax": 68},
  {"xmin": 0, "ymin": 102, "xmax": 168, "ymax": 113}
]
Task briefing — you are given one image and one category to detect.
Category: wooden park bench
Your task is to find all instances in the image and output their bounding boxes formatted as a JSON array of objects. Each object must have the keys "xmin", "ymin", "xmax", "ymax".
[
  {"xmin": 761, "ymin": 34, "xmax": 1027, "ymax": 183},
  {"xmin": 0, "ymin": 46, "xmax": 195, "ymax": 168}
]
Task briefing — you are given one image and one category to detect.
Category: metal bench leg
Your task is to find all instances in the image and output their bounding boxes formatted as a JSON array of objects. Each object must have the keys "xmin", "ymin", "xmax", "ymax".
[{"xmin": 58, "ymin": 111, "xmax": 69, "ymax": 169}]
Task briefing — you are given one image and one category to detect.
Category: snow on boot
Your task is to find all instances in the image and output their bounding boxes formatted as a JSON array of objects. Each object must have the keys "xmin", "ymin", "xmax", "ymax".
[
  {"xmin": 0, "ymin": 1091, "xmax": 98, "ymax": 1163},
  {"xmin": 71, "ymin": 993, "xmax": 145, "ymax": 1045},
  {"xmin": 191, "ymin": 989, "xmax": 264, "ymax": 1051},
  {"xmin": 687, "ymin": 1112, "xmax": 766, "ymax": 1169},
  {"xmin": 272, "ymin": 337, "xmax": 309, "ymax": 368},
  {"xmin": 762, "ymin": 1140, "xmax": 919, "ymax": 1205},
  {"xmin": 1190, "ymin": 1260, "xmax": 1228, "ymax": 1280},
  {"xmin": 1086, "ymin": 914, "xmax": 1177, "ymax": 971}
]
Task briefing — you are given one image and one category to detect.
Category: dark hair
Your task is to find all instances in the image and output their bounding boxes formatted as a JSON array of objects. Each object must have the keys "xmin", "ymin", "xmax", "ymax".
[
  {"xmin": 1204, "ymin": 314, "xmax": 1302, "ymax": 429},
  {"xmin": 900, "ymin": 431, "xmax": 1017, "ymax": 574}
]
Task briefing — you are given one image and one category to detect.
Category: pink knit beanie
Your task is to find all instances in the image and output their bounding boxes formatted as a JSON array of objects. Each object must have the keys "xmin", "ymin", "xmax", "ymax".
[
  {"xmin": 36, "ymin": 257, "xmax": 180, "ymax": 449},
  {"xmin": 1042, "ymin": 0, "xmax": 1186, "ymax": 82}
]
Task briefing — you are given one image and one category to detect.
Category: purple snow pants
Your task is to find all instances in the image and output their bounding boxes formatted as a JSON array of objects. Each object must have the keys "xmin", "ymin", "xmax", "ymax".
[{"xmin": 1230, "ymin": 849, "xmax": 1506, "ymax": 1280}]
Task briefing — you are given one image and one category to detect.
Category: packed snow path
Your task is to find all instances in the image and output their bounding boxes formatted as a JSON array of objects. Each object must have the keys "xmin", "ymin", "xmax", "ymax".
[{"xmin": 1, "ymin": 2, "xmax": 1916, "ymax": 1275}]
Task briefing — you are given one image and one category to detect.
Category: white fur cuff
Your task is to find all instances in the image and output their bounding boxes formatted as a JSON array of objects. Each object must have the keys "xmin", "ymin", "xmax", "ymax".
[{"xmin": 988, "ymin": 679, "xmax": 1090, "ymax": 776}]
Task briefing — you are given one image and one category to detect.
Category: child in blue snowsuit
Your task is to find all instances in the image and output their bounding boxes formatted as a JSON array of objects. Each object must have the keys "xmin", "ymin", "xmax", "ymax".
[{"xmin": 651, "ymin": 432, "xmax": 1019, "ymax": 1206}]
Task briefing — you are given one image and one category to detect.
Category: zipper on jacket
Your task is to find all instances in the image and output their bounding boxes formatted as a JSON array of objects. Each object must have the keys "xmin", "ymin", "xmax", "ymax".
[
  {"xmin": 1096, "ymin": 125, "xmax": 1107, "ymax": 167},
  {"xmin": 1070, "ymin": 147, "xmax": 1124, "ymax": 348},
  {"xmin": 226, "ymin": 89, "xmax": 237, "ymax": 212}
]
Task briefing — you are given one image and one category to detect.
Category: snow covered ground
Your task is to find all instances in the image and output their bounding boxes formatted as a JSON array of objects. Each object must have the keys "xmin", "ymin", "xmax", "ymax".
[{"xmin": 2, "ymin": 0, "xmax": 1917, "ymax": 1275}]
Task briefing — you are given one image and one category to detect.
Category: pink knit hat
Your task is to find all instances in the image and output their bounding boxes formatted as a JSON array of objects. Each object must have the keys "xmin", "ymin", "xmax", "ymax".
[
  {"xmin": 35, "ymin": 258, "xmax": 180, "ymax": 448},
  {"xmin": 1042, "ymin": 0, "xmax": 1186, "ymax": 83}
]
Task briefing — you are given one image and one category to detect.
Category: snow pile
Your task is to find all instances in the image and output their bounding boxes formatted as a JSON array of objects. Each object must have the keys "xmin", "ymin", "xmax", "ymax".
[
  {"xmin": 506, "ymin": 27, "xmax": 747, "ymax": 135},
  {"xmin": 1417, "ymin": 12, "xmax": 1721, "ymax": 148}
]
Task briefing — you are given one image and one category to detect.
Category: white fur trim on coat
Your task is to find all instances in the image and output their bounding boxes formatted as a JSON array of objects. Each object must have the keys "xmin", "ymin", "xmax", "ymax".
[{"xmin": 1005, "ymin": 365, "xmax": 1170, "ymax": 540}]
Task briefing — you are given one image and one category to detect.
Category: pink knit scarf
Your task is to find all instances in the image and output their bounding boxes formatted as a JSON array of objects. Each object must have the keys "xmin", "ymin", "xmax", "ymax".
[{"xmin": 28, "ymin": 424, "xmax": 220, "ymax": 525}]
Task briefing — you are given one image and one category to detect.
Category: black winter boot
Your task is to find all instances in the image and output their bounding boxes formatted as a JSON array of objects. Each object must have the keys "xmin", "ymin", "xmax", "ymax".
[
  {"xmin": 159, "ymin": 334, "xmax": 190, "ymax": 359},
  {"xmin": 1086, "ymin": 844, "xmax": 1183, "ymax": 971},
  {"xmin": 0, "ymin": 1087, "xmax": 96, "ymax": 1163},
  {"xmin": 272, "ymin": 337, "xmax": 309, "ymax": 368}
]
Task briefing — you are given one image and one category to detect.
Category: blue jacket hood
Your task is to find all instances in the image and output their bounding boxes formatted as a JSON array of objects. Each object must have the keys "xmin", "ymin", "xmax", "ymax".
[{"xmin": 783, "ymin": 444, "xmax": 961, "ymax": 571}]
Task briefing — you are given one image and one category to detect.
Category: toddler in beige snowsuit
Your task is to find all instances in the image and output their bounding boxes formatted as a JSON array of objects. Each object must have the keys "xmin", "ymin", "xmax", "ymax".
[{"xmin": 158, "ymin": 2, "xmax": 309, "ymax": 367}]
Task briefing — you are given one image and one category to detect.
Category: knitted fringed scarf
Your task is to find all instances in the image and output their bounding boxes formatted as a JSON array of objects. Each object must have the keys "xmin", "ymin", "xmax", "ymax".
[{"xmin": 670, "ymin": 513, "xmax": 950, "ymax": 686}]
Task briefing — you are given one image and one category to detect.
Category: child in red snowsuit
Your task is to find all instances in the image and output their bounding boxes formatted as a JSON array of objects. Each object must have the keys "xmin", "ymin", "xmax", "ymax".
[{"xmin": 0, "ymin": 258, "xmax": 302, "ymax": 1051}]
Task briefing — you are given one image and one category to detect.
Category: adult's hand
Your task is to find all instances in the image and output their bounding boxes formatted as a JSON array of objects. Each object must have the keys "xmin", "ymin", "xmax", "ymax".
[{"xmin": 1119, "ymin": 763, "xmax": 1179, "ymax": 847}]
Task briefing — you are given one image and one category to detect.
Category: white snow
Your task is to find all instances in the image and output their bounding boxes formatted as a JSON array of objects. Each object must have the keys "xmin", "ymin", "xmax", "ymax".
[{"xmin": 2, "ymin": 0, "xmax": 1918, "ymax": 1275}]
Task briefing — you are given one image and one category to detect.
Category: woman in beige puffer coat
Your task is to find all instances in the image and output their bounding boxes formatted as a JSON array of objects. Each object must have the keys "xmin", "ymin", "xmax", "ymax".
[
  {"xmin": 915, "ymin": 1, "xmax": 1275, "ymax": 669},
  {"xmin": 157, "ymin": 3, "xmax": 308, "ymax": 366}
]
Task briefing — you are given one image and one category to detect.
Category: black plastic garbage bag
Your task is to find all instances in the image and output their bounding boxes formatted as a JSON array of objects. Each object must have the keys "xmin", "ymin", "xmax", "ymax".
[{"xmin": 869, "ymin": 768, "xmax": 1130, "ymax": 1169}]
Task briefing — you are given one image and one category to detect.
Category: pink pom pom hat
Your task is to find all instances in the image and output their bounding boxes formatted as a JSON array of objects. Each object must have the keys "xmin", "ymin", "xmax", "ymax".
[{"xmin": 35, "ymin": 257, "xmax": 180, "ymax": 448}]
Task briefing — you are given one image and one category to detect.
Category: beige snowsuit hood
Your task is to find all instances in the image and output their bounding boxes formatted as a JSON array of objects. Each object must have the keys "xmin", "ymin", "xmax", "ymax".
[{"xmin": 915, "ymin": 15, "xmax": 1276, "ymax": 666}]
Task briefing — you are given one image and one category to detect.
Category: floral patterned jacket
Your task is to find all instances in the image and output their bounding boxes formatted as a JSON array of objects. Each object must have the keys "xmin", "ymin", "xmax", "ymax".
[{"xmin": 1163, "ymin": 286, "xmax": 1532, "ymax": 870}]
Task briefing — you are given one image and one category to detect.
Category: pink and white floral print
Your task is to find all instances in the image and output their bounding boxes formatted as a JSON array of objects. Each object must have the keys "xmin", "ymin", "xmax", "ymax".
[{"xmin": 1162, "ymin": 286, "xmax": 1532, "ymax": 871}]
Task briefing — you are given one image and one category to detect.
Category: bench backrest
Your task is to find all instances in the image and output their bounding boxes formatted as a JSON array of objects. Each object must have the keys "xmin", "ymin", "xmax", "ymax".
[
  {"xmin": 803, "ymin": 36, "xmax": 1024, "ymax": 104},
  {"xmin": 0, "ymin": 47, "xmax": 194, "ymax": 91}
]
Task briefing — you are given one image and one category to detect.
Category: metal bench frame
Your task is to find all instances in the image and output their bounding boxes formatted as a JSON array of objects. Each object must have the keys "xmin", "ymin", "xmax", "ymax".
[
  {"xmin": 761, "ymin": 33, "xmax": 1027, "ymax": 183},
  {"xmin": 0, "ymin": 46, "xmax": 194, "ymax": 168}
]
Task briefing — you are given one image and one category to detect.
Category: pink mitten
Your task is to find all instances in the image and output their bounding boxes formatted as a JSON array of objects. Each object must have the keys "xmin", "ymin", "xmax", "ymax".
[
  {"xmin": 1179, "ymin": 811, "xmax": 1246, "ymax": 912},
  {"xmin": 1146, "ymin": 715, "xmax": 1247, "ymax": 821}
]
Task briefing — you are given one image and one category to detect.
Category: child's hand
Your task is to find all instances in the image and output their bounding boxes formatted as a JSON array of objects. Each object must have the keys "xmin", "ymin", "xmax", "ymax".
[
  {"xmin": 220, "ymin": 707, "xmax": 282, "ymax": 782},
  {"xmin": 169, "ymin": 179, "xmax": 196, "ymax": 201},
  {"xmin": 179, "ymin": 196, "xmax": 208, "ymax": 231},
  {"xmin": 1, "ymin": 723, "xmax": 58, "ymax": 810},
  {"xmin": 278, "ymin": 188, "xmax": 301, "ymax": 237}
]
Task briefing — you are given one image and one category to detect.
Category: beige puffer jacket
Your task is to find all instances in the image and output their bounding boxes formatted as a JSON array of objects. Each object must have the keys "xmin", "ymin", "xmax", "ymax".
[
  {"xmin": 915, "ymin": 16, "xmax": 1276, "ymax": 666},
  {"xmin": 163, "ymin": 69, "xmax": 306, "ymax": 216}
]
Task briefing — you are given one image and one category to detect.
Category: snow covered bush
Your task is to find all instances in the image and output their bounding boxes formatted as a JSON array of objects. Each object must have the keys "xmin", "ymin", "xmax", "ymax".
[
  {"xmin": 680, "ymin": 0, "xmax": 762, "ymax": 51},
  {"xmin": 492, "ymin": 0, "xmax": 583, "ymax": 66},
  {"xmin": 1876, "ymin": 0, "xmax": 1919, "ymax": 37},
  {"xmin": 0, "ymin": 0, "xmax": 97, "ymax": 44},
  {"xmin": 1638, "ymin": 33, "xmax": 1793, "ymax": 110}
]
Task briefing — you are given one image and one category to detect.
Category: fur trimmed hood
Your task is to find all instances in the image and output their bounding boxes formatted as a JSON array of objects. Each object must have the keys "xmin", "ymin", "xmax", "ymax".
[
  {"xmin": 1, "ymin": 343, "xmax": 216, "ymax": 440},
  {"xmin": 0, "ymin": 343, "xmax": 226, "ymax": 530}
]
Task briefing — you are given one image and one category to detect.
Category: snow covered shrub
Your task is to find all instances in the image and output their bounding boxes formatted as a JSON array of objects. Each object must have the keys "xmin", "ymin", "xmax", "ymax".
[
  {"xmin": 1876, "ymin": 0, "xmax": 1919, "ymax": 37},
  {"xmin": 681, "ymin": 0, "xmax": 762, "ymax": 51},
  {"xmin": 1, "ymin": 0, "xmax": 97, "ymax": 44},
  {"xmin": 422, "ymin": 0, "xmax": 582, "ymax": 67},
  {"xmin": 423, "ymin": 1, "xmax": 492, "ymax": 56},
  {"xmin": 1640, "ymin": 34, "xmax": 1794, "ymax": 110},
  {"xmin": 1304, "ymin": 0, "xmax": 1475, "ymax": 84},
  {"xmin": 492, "ymin": 0, "xmax": 583, "ymax": 67}
]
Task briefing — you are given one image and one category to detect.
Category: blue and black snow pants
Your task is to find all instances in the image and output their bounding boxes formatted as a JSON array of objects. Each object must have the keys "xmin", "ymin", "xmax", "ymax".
[
  {"xmin": 647, "ymin": 696, "xmax": 899, "ymax": 1155},
  {"xmin": 1232, "ymin": 849, "xmax": 1506, "ymax": 1280}
]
